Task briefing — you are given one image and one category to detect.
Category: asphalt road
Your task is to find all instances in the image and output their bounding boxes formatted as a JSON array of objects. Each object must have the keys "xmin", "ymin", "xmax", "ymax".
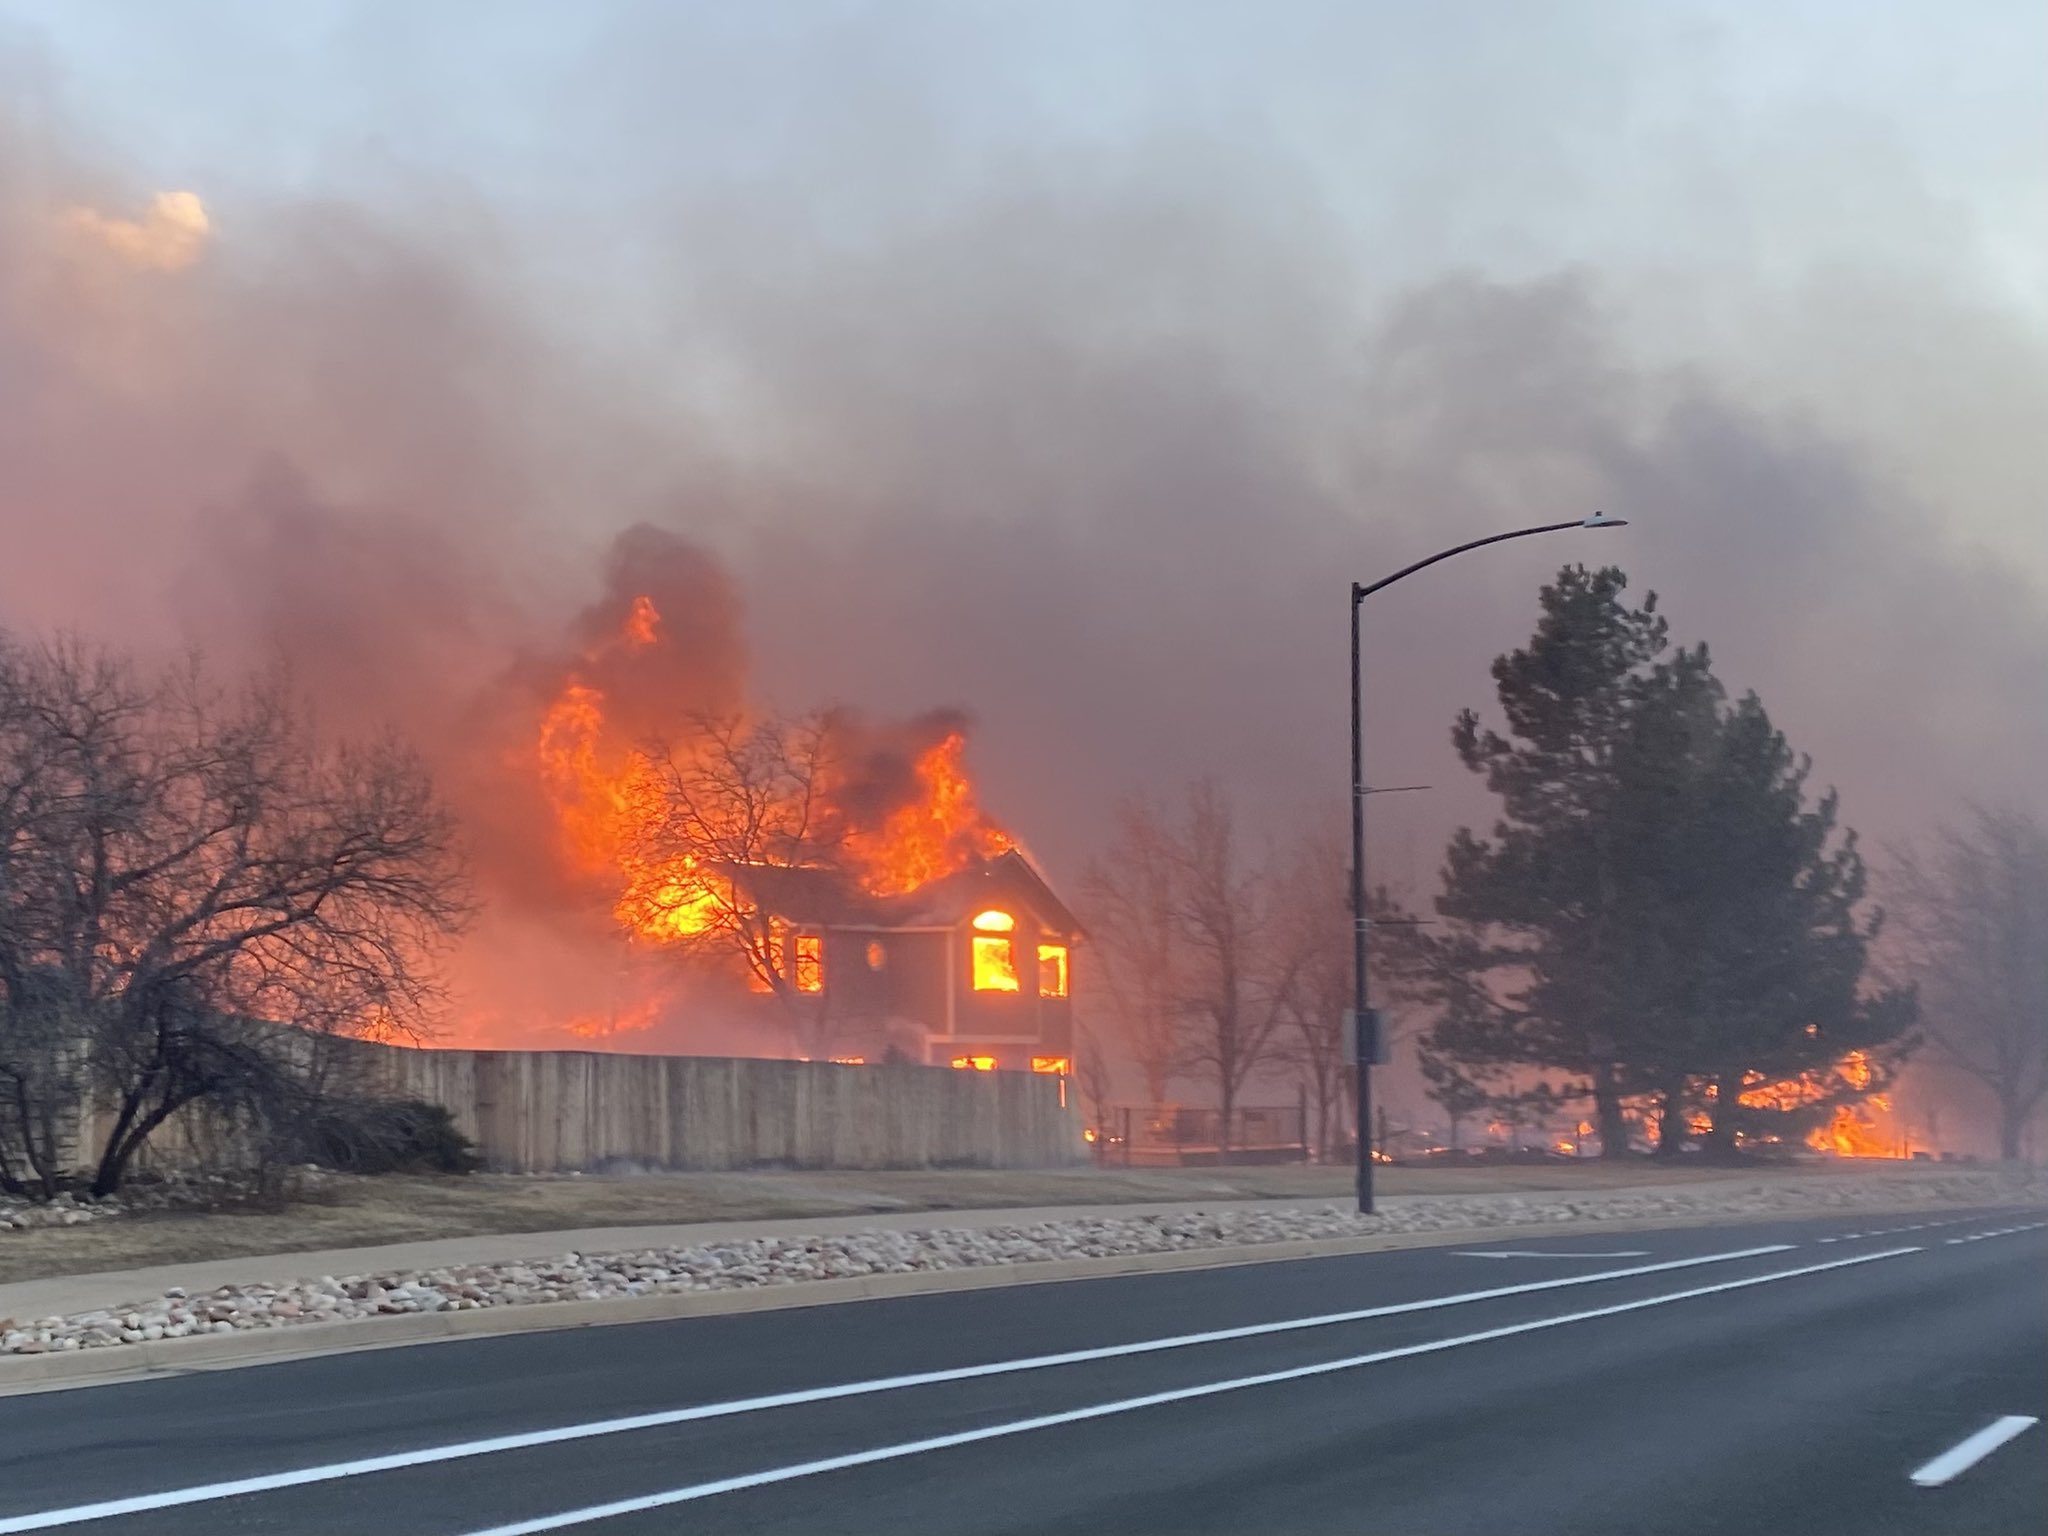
[{"xmin": 2, "ymin": 1206, "xmax": 2042, "ymax": 1535}]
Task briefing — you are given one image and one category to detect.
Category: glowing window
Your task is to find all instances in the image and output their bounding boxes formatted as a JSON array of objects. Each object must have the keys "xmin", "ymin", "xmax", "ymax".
[
  {"xmin": 972, "ymin": 935, "xmax": 1019, "ymax": 992},
  {"xmin": 971, "ymin": 909, "xmax": 1015, "ymax": 932},
  {"xmin": 793, "ymin": 933, "xmax": 823, "ymax": 993},
  {"xmin": 829, "ymin": 1055, "xmax": 866, "ymax": 1066},
  {"xmin": 1030, "ymin": 1056, "xmax": 1071, "ymax": 1075},
  {"xmin": 951, "ymin": 1054, "xmax": 998, "ymax": 1071},
  {"xmin": 1036, "ymin": 943, "xmax": 1069, "ymax": 998},
  {"xmin": 865, "ymin": 940, "xmax": 886, "ymax": 970}
]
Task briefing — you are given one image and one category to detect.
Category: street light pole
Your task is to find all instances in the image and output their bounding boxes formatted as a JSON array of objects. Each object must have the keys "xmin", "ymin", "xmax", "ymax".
[{"xmin": 1351, "ymin": 513, "xmax": 1626, "ymax": 1215}]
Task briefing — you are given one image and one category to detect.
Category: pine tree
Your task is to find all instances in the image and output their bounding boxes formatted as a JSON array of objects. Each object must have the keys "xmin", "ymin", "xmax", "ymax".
[
  {"xmin": 1427, "ymin": 566, "xmax": 1671, "ymax": 1156},
  {"xmin": 1423, "ymin": 566, "xmax": 1914, "ymax": 1159}
]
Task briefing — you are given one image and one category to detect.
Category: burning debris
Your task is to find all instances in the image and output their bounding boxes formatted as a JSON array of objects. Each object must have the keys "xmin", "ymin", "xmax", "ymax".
[{"xmin": 1735, "ymin": 1051, "xmax": 1911, "ymax": 1160}]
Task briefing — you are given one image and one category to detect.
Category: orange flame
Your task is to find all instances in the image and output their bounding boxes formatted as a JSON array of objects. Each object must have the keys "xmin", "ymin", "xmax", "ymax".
[
  {"xmin": 622, "ymin": 594, "xmax": 661, "ymax": 649},
  {"xmin": 534, "ymin": 606, "xmax": 719, "ymax": 939},
  {"xmin": 535, "ymin": 598, "xmax": 1011, "ymax": 956},
  {"xmin": 845, "ymin": 732, "xmax": 1012, "ymax": 896},
  {"xmin": 566, "ymin": 996, "xmax": 664, "ymax": 1039},
  {"xmin": 1809, "ymin": 1102, "xmax": 1902, "ymax": 1158},
  {"xmin": 1736, "ymin": 1050, "xmax": 1906, "ymax": 1158}
]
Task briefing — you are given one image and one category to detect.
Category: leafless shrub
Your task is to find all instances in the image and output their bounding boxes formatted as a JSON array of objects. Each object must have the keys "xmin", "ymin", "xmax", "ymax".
[{"xmin": 0, "ymin": 633, "xmax": 470, "ymax": 1198}]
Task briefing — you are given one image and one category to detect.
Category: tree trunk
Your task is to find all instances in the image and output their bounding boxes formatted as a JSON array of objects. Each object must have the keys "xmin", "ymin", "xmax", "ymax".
[
  {"xmin": 1593, "ymin": 1067, "xmax": 1630, "ymax": 1159},
  {"xmin": 1652, "ymin": 1075, "xmax": 1689, "ymax": 1158},
  {"xmin": 91, "ymin": 1091, "xmax": 187, "ymax": 1199},
  {"xmin": 1999, "ymin": 1097, "xmax": 2024, "ymax": 1164},
  {"xmin": 1701, "ymin": 1072, "xmax": 1741, "ymax": 1161}
]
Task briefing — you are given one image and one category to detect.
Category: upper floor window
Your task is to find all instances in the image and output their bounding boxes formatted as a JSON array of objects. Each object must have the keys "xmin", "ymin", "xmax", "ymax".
[
  {"xmin": 1036, "ymin": 943, "xmax": 1069, "ymax": 999},
  {"xmin": 970, "ymin": 909, "xmax": 1018, "ymax": 991},
  {"xmin": 793, "ymin": 932, "xmax": 824, "ymax": 993}
]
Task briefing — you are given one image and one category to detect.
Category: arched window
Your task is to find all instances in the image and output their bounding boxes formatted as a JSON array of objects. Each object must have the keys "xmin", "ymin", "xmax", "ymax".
[{"xmin": 970, "ymin": 910, "xmax": 1019, "ymax": 991}]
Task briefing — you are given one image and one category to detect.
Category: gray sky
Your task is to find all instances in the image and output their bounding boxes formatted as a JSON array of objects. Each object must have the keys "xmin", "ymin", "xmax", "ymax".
[{"xmin": 3, "ymin": 0, "xmax": 2043, "ymax": 903}]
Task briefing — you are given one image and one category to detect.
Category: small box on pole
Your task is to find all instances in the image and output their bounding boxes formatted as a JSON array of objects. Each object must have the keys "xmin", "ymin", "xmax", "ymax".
[{"xmin": 1342, "ymin": 1008, "xmax": 1389, "ymax": 1066}]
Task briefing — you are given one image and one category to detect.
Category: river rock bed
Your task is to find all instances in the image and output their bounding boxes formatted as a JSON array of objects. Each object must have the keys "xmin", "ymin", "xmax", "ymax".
[{"xmin": 5, "ymin": 1169, "xmax": 2042, "ymax": 1356}]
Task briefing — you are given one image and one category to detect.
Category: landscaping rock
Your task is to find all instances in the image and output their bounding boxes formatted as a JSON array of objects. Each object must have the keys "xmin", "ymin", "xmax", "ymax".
[{"xmin": 5, "ymin": 1169, "xmax": 2043, "ymax": 1359}]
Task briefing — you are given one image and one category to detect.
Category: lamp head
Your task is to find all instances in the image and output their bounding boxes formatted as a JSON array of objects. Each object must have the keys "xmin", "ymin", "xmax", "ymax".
[{"xmin": 1581, "ymin": 513, "xmax": 1628, "ymax": 528}]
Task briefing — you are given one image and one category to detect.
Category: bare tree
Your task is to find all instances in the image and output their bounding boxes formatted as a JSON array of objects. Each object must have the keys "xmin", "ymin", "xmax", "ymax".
[
  {"xmin": 1269, "ymin": 836, "xmax": 1350, "ymax": 1161},
  {"xmin": 1170, "ymin": 782, "xmax": 1299, "ymax": 1156},
  {"xmin": 1895, "ymin": 808, "xmax": 2048, "ymax": 1162},
  {"xmin": 1271, "ymin": 833, "xmax": 1428, "ymax": 1162},
  {"xmin": 625, "ymin": 711, "xmax": 852, "ymax": 1057},
  {"xmin": 1072, "ymin": 1017, "xmax": 1114, "ymax": 1140},
  {"xmin": 0, "ymin": 635, "xmax": 469, "ymax": 1198},
  {"xmin": 1079, "ymin": 794, "xmax": 1184, "ymax": 1105}
]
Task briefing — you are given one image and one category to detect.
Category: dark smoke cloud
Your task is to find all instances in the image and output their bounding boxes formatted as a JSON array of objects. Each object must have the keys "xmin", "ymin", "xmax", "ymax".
[{"xmin": 2, "ymin": 14, "xmax": 2044, "ymax": 1076}]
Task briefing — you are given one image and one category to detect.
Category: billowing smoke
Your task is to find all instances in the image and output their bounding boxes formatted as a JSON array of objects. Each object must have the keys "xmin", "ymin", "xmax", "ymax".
[{"xmin": 2, "ymin": 7, "xmax": 2043, "ymax": 1091}]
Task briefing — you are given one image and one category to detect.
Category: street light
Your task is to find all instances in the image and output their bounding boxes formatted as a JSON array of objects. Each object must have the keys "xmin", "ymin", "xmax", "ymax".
[{"xmin": 1350, "ymin": 512, "xmax": 1627, "ymax": 1214}]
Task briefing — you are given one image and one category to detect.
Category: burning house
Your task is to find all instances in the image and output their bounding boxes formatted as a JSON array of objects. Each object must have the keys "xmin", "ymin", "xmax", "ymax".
[
  {"xmin": 731, "ymin": 849, "xmax": 1083, "ymax": 1072},
  {"xmin": 495, "ymin": 529, "xmax": 1082, "ymax": 1069}
]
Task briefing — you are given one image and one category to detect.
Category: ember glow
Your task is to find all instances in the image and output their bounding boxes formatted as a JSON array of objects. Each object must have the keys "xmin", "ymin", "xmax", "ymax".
[{"xmin": 566, "ymin": 997, "xmax": 663, "ymax": 1040}]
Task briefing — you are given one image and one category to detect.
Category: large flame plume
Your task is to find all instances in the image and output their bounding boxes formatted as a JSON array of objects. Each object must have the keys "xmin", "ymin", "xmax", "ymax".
[{"xmin": 527, "ymin": 527, "xmax": 1011, "ymax": 985}]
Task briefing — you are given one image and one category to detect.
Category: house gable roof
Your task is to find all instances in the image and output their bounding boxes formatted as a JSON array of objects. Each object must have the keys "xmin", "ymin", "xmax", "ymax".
[
  {"xmin": 882, "ymin": 849, "xmax": 1086, "ymax": 939},
  {"xmin": 724, "ymin": 849, "xmax": 1084, "ymax": 940}
]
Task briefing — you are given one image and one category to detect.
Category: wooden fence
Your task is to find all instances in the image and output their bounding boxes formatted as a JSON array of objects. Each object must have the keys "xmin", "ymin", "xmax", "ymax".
[{"xmin": 325, "ymin": 1041, "xmax": 1086, "ymax": 1173}]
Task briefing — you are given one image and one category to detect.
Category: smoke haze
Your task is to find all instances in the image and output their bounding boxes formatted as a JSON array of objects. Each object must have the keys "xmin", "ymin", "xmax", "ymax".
[{"xmin": 2, "ymin": 3, "xmax": 2043, "ymax": 1088}]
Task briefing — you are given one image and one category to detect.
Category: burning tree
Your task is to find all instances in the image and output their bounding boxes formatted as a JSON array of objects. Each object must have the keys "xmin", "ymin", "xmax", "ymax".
[
  {"xmin": 623, "ymin": 711, "xmax": 853, "ymax": 1057},
  {"xmin": 532, "ymin": 576, "xmax": 1016, "ymax": 1057},
  {"xmin": 0, "ymin": 635, "xmax": 468, "ymax": 1198}
]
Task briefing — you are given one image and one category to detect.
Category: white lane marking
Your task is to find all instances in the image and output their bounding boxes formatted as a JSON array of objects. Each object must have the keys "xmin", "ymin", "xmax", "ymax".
[
  {"xmin": 1455, "ymin": 1250, "xmax": 1651, "ymax": 1260},
  {"xmin": 455, "ymin": 1246, "xmax": 1924, "ymax": 1536},
  {"xmin": 1942, "ymin": 1221, "xmax": 2048, "ymax": 1245},
  {"xmin": 0, "ymin": 1243, "xmax": 1795, "ymax": 1533},
  {"xmin": 1909, "ymin": 1415, "xmax": 2039, "ymax": 1487}
]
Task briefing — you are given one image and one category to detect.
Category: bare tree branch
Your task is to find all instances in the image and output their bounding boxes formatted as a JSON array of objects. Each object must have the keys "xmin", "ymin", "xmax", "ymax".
[
  {"xmin": 0, "ymin": 634, "xmax": 471, "ymax": 1197},
  {"xmin": 1892, "ymin": 807, "xmax": 2048, "ymax": 1161}
]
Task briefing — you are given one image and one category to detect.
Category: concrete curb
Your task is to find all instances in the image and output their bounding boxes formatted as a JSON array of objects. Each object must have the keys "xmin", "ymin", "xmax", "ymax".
[{"xmin": 3, "ymin": 1194, "xmax": 2030, "ymax": 1398}]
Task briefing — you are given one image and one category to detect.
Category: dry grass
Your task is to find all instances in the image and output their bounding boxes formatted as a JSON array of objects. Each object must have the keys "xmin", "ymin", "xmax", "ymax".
[{"xmin": 0, "ymin": 1158, "xmax": 1916, "ymax": 1285}]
